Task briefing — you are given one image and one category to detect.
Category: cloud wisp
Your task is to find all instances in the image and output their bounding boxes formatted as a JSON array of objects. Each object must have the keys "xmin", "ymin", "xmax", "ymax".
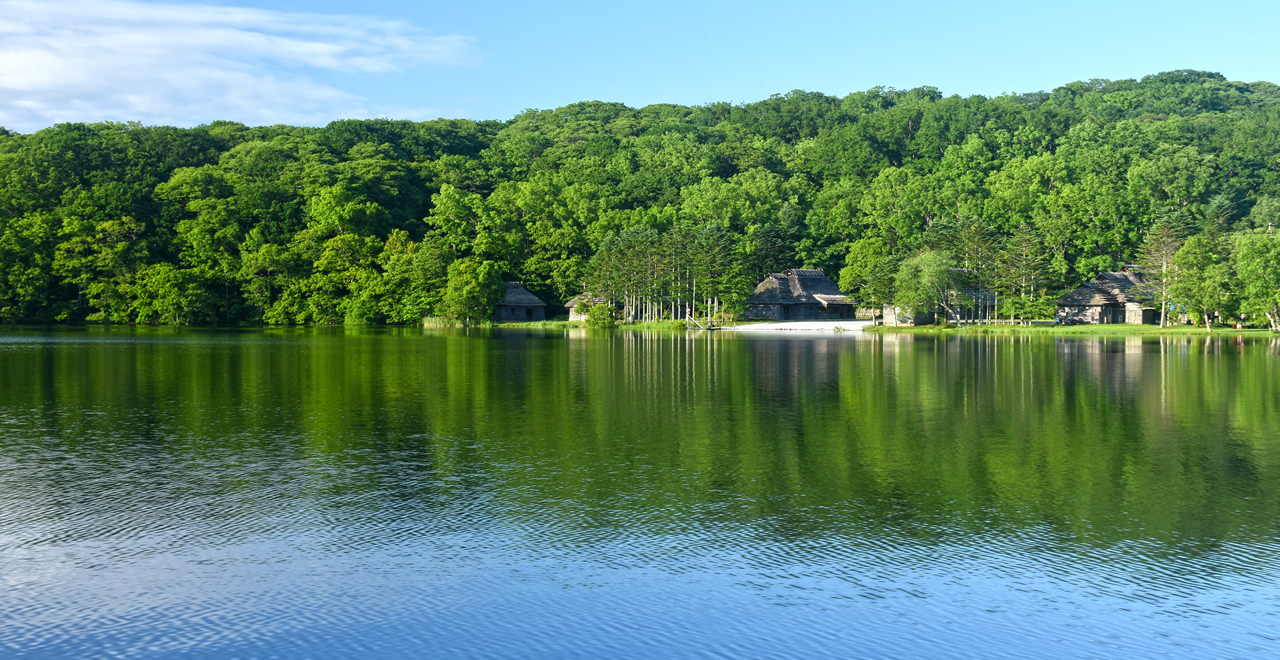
[{"xmin": 0, "ymin": 0, "xmax": 475, "ymax": 132}]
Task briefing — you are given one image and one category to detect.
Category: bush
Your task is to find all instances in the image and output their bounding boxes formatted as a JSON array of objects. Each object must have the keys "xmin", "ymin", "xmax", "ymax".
[{"xmin": 583, "ymin": 303, "xmax": 620, "ymax": 329}]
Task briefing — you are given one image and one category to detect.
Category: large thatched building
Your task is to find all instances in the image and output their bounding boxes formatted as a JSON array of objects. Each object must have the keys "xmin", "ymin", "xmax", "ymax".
[
  {"xmin": 493, "ymin": 282, "xmax": 546, "ymax": 322},
  {"xmin": 1056, "ymin": 269, "xmax": 1157, "ymax": 324},
  {"xmin": 744, "ymin": 269, "xmax": 855, "ymax": 321}
]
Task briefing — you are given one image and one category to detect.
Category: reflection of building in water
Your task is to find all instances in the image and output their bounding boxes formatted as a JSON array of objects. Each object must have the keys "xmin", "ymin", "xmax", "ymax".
[
  {"xmin": 1055, "ymin": 335, "xmax": 1157, "ymax": 391},
  {"xmin": 565, "ymin": 329, "xmax": 860, "ymax": 402}
]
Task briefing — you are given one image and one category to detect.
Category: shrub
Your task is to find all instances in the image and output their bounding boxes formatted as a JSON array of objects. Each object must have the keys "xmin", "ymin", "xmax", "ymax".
[{"xmin": 583, "ymin": 303, "xmax": 620, "ymax": 329}]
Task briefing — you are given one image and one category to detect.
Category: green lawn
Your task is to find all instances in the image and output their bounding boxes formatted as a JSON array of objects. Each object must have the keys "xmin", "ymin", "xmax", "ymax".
[{"xmin": 867, "ymin": 323, "xmax": 1274, "ymax": 336}]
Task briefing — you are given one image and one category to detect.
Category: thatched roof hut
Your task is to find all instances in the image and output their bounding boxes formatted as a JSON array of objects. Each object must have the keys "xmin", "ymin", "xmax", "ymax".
[
  {"xmin": 744, "ymin": 269, "xmax": 854, "ymax": 321},
  {"xmin": 493, "ymin": 282, "xmax": 546, "ymax": 322},
  {"xmin": 1057, "ymin": 269, "xmax": 1156, "ymax": 324}
]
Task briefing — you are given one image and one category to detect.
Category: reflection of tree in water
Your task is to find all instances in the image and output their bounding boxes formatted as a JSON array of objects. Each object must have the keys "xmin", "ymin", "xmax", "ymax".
[{"xmin": 1, "ymin": 328, "xmax": 1278, "ymax": 561}]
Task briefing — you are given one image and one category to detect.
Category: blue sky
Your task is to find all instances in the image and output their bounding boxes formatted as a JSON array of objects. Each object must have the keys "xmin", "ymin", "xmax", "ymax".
[{"xmin": 2, "ymin": 0, "xmax": 1279, "ymax": 132}]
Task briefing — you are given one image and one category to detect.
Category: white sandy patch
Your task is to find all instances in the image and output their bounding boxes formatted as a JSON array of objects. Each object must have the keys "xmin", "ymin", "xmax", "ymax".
[{"xmin": 726, "ymin": 321, "xmax": 874, "ymax": 333}]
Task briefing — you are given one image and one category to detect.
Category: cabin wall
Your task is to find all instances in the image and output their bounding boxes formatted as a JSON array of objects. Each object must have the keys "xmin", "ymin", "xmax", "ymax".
[
  {"xmin": 744, "ymin": 304, "xmax": 787, "ymax": 321},
  {"xmin": 745, "ymin": 304, "xmax": 854, "ymax": 321},
  {"xmin": 493, "ymin": 305, "xmax": 545, "ymax": 322},
  {"xmin": 1057, "ymin": 304, "xmax": 1133, "ymax": 324},
  {"xmin": 1124, "ymin": 303, "xmax": 1157, "ymax": 325},
  {"xmin": 791, "ymin": 304, "xmax": 853, "ymax": 320}
]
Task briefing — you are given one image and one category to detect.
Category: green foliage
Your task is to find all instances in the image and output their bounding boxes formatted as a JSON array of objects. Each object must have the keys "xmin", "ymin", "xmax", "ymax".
[
  {"xmin": 1244, "ymin": 196, "xmax": 1280, "ymax": 230},
  {"xmin": 583, "ymin": 223, "xmax": 749, "ymax": 323},
  {"xmin": 839, "ymin": 236, "xmax": 895, "ymax": 309},
  {"xmin": 895, "ymin": 250, "xmax": 963, "ymax": 321},
  {"xmin": 4, "ymin": 73, "xmax": 1280, "ymax": 326},
  {"xmin": 131, "ymin": 264, "xmax": 217, "ymax": 325},
  {"xmin": 440, "ymin": 257, "xmax": 503, "ymax": 324},
  {"xmin": 582, "ymin": 302, "xmax": 620, "ymax": 329},
  {"xmin": 1136, "ymin": 218, "xmax": 1184, "ymax": 326},
  {"xmin": 1231, "ymin": 232, "xmax": 1280, "ymax": 331},
  {"xmin": 1170, "ymin": 235, "xmax": 1233, "ymax": 331},
  {"xmin": 0, "ymin": 213, "xmax": 57, "ymax": 322}
]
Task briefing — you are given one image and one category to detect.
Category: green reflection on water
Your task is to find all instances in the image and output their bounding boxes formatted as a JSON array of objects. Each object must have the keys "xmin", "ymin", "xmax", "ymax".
[{"xmin": 2, "ymin": 328, "xmax": 1278, "ymax": 552}]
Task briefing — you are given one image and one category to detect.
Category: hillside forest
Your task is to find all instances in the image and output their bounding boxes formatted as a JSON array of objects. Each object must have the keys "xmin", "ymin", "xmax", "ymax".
[{"xmin": 3, "ymin": 69, "xmax": 1280, "ymax": 328}]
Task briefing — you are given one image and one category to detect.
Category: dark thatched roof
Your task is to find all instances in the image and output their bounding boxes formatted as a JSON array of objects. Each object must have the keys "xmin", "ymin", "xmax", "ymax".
[
  {"xmin": 747, "ymin": 269, "xmax": 853, "ymax": 307},
  {"xmin": 499, "ymin": 282, "xmax": 546, "ymax": 307},
  {"xmin": 1058, "ymin": 270, "xmax": 1149, "ymax": 306}
]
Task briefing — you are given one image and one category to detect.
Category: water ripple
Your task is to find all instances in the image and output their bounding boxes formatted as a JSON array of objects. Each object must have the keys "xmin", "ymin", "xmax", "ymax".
[{"xmin": 2, "ymin": 330, "xmax": 1280, "ymax": 657}]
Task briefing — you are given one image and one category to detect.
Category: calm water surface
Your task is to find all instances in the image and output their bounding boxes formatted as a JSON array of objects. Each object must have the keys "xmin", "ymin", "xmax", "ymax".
[{"xmin": 1, "ymin": 328, "xmax": 1279, "ymax": 658}]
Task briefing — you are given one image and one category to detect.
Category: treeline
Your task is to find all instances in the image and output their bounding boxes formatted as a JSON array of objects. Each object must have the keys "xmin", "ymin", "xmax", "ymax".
[
  {"xmin": 4, "ymin": 69, "xmax": 1280, "ymax": 325},
  {"xmin": 876, "ymin": 213, "xmax": 1280, "ymax": 331},
  {"xmin": 582, "ymin": 225, "xmax": 744, "ymax": 324}
]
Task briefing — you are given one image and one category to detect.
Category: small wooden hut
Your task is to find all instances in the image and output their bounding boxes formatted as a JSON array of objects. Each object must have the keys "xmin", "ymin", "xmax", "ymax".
[
  {"xmin": 744, "ymin": 269, "xmax": 854, "ymax": 321},
  {"xmin": 565, "ymin": 294, "xmax": 588, "ymax": 321},
  {"xmin": 493, "ymin": 282, "xmax": 546, "ymax": 322},
  {"xmin": 564, "ymin": 294, "xmax": 616, "ymax": 321},
  {"xmin": 1056, "ymin": 269, "xmax": 1157, "ymax": 324}
]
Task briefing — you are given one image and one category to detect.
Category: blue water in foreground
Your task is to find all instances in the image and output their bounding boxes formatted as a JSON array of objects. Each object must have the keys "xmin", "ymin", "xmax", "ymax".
[{"xmin": 1, "ymin": 328, "xmax": 1278, "ymax": 658}]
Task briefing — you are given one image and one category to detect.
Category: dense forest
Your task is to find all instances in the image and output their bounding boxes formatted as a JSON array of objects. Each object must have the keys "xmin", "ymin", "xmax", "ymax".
[{"xmin": 3, "ymin": 69, "xmax": 1280, "ymax": 327}]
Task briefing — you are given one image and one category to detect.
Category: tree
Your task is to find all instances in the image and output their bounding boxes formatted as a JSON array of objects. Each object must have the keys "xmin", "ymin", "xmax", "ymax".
[
  {"xmin": 236, "ymin": 229, "xmax": 286, "ymax": 322},
  {"xmin": 7, "ymin": 74, "xmax": 1280, "ymax": 328},
  {"xmin": 894, "ymin": 250, "xmax": 961, "ymax": 323},
  {"xmin": 1202, "ymin": 192, "xmax": 1239, "ymax": 233},
  {"xmin": 1136, "ymin": 218, "xmax": 1183, "ymax": 327},
  {"xmin": 995, "ymin": 225, "xmax": 1050, "ymax": 323},
  {"xmin": 935, "ymin": 216, "xmax": 1000, "ymax": 321},
  {"xmin": 838, "ymin": 236, "xmax": 896, "ymax": 318},
  {"xmin": 0, "ymin": 213, "xmax": 57, "ymax": 322},
  {"xmin": 1232, "ymin": 232, "xmax": 1280, "ymax": 331},
  {"xmin": 1244, "ymin": 196, "xmax": 1280, "ymax": 230},
  {"xmin": 374, "ymin": 230, "xmax": 454, "ymax": 325},
  {"xmin": 440, "ymin": 257, "xmax": 503, "ymax": 324},
  {"xmin": 52, "ymin": 215, "xmax": 149, "ymax": 322},
  {"xmin": 131, "ymin": 264, "xmax": 217, "ymax": 325},
  {"xmin": 1169, "ymin": 234, "xmax": 1231, "ymax": 332}
]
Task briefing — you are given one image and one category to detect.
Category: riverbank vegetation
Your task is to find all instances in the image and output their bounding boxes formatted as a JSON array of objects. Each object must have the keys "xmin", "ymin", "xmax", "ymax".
[
  {"xmin": 868, "ymin": 322, "xmax": 1273, "ymax": 336},
  {"xmin": 4, "ymin": 70, "xmax": 1280, "ymax": 327}
]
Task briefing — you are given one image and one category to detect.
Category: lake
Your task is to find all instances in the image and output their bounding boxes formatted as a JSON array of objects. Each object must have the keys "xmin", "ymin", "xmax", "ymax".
[{"xmin": 1, "ymin": 328, "xmax": 1278, "ymax": 658}]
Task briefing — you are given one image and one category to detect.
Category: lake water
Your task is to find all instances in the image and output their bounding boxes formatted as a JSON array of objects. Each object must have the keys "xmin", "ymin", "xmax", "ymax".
[{"xmin": 1, "ymin": 328, "xmax": 1279, "ymax": 658}]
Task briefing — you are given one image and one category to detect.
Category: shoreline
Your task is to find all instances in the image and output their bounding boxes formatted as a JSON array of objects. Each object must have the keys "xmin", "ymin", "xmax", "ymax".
[{"xmin": 866, "ymin": 323, "xmax": 1276, "ymax": 336}]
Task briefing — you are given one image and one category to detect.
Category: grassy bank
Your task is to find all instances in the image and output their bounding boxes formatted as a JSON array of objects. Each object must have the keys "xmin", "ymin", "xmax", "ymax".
[
  {"xmin": 492, "ymin": 319, "xmax": 701, "ymax": 330},
  {"xmin": 867, "ymin": 323, "xmax": 1275, "ymax": 336},
  {"xmin": 490, "ymin": 320, "xmax": 582, "ymax": 329}
]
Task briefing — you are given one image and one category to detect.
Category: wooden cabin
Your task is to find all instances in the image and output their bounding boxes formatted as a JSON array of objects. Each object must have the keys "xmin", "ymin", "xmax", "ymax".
[
  {"xmin": 564, "ymin": 294, "xmax": 616, "ymax": 321},
  {"xmin": 565, "ymin": 294, "xmax": 588, "ymax": 321},
  {"xmin": 1056, "ymin": 269, "xmax": 1157, "ymax": 324},
  {"xmin": 744, "ymin": 269, "xmax": 855, "ymax": 321},
  {"xmin": 493, "ymin": 282, "xmax": 546, "ymax": 322}
]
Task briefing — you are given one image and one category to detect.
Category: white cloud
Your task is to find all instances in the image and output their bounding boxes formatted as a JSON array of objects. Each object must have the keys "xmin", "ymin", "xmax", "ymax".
[{"xmin": 0, "ymin": 0, "xmax": 475, "ymax": 132}]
